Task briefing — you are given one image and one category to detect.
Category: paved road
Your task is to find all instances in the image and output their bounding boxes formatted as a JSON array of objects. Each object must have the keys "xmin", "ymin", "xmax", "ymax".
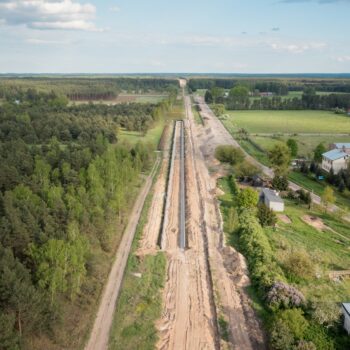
[
  {"xmin": 196, "ymin": 96, "xmax": 344, "ymax": 215},
  {"xmin": 85, "ymin": 156, "xmax": 160, "ymax": 350}
]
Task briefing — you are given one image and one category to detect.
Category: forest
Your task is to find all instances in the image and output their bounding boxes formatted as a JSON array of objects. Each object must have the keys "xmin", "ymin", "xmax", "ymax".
[
  {"xmin": 0, "ymin": 82, "xmax": 177, "ymax": 349},
  {"xmin": 0, "ymin": 77, "xmax": 179, "ymax": 101},
  {"xmin": 188, "ymin": 77, "xmax": 350, "ymax": 94}
]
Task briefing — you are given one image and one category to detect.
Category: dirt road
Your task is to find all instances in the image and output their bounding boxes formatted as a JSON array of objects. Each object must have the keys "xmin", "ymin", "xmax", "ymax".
[
  {"xmin": 85, "ymin": 157, "xmax": 160, "ymax": 350},
  {"xmin": 156, "ymin": 120, "xmax": 219, "ymax": 349}
]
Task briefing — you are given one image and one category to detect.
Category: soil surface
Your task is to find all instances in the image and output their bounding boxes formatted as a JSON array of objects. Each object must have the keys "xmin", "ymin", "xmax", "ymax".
[{"xmin": 156, "ymin": 84, "xmax": 266, "ymax": 350}]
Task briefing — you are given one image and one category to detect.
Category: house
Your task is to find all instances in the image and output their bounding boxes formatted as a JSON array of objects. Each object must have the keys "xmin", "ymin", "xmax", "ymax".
[
  {"xmin": 342, "ymin": 303, "xmax": 350, "ymax": 334},
  {"xmin": 259, "ymin": 188, "xmax": 284, "ymax": 212},
  {"xmin": 322, "ymin": 143, "xmax": 350, "ymax": 174},
  {"xmin": 259, "ymin": 92, "xmax": 274, "ymax": 97}
]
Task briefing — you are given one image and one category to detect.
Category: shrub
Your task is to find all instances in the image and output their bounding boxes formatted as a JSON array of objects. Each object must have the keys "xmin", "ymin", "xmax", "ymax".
[
  {"xmin": 215, "ymin": 145, "xmax": 244, "ymax": 165},
  {"xmin": 270, "ymin": 318, "xmax": 294, "ymax": 350},
  {"xmin": 311, "ymin": 302, "xmax": 341, "ymax": 328},
  {"xmin": 296, "ymin": 189, "xmax": 312, "ymax": 206},
  {"xmin": 236, "ymin": 188, "xmax": 258, "ymax": 210},
  {"xmin": 284, "ymin": 250, "xmax": 315, "ymax": 279},
  {"xmin": 238, "ymin": 211, "xmax": 282, "ymax": 290},
  {"xmin": 279, "ymin": 309, "xmax": 309, "ymax": 339},
  {"xmin": 293, "ymin": 340, "xmax": 316, "ymax": 350},
  {"xmin": 234, "ymin": 161, "xmax": 260, "ymax": 178},
  {"xmin": 257, "ymin": 203, "xmax": 277, "ymax": 227},
  {"xmin": 267, "ymin": 282, "xmax": 306, "ymax": 309},
  {"xmin": 272, "ymin": 175, "xmax": 289, "ymax": 191}
]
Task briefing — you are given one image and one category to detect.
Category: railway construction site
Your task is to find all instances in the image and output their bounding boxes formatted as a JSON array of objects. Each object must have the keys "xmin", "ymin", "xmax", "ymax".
[{"xmin": 138, "ymin": 81, "xmax": 266, "ymax": 350}]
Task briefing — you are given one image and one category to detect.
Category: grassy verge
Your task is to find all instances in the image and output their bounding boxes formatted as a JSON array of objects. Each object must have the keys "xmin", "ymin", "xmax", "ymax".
[{"xmin": 108, "ymin": 161, "xmax": 166, "ymax": 350}]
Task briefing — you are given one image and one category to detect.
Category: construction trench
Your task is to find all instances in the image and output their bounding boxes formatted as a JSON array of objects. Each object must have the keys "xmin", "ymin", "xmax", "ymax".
[{"xmin": 142, "ymin": 87, "xmax": 266, "ymax": 350}]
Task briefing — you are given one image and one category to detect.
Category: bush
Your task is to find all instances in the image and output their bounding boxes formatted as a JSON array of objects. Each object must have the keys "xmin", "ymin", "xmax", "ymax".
[
  {"xmin": 267, "ymin": 282, "xmax": 306, "ymax": 309},
  {"xmin": 272, "ymin": 175, "xmax": 289, "ymax": 191},
  {"xmin": 293, "ymin": 340, "xmax": 316, "ymax": 350},
  {"xmin": 215, "ymin": 145, "xmax": 244, "ymax": 165},
  {"xmin": 284, "ymin": 250, "xmax": 315, "ymax": 279},
  {"xmin": 257, "ymin": 203, "xmax": 277, "ymax": 227},
  {"xmin": 270, "ymin": 318, "xmax": 294, "ymax": 350},
  {"xmin": 236, "ymin": 188, "xmax": 258, "ymax": 210},
  {"xmin": 311, "ymin": 302, "xmax": 341, "ymax": 328},
  {"xmin": 296, "ymin": 189, "xmax": 312, "ymax": 206},
  {"xmin": 279, "ymin": 309, "xmax": 309, "ymax": 339},
  {"xmin": 238, "ymin": 210, "xmax": 282, "ymax": 290},
  {"xmin": 234, "ymin": 160, "xmax": 260, "ymax": 178}
]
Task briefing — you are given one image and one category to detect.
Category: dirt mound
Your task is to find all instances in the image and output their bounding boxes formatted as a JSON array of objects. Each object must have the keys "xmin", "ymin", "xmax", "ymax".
[
  {"xmin": 278, "ymin": 214, "xmax": 292, "ymax": 224},
  {"xmin": 302, "ymin": 215, "xmax": 327, "ymax": 231}
]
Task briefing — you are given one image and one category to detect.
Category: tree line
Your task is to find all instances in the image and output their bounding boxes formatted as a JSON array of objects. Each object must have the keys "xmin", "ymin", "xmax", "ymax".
[
  {"xmin": 205, "ymin": 85, "xmax": 350, "ymax": 111},
  {"xmin": 188, "ymin": 77, "xmax": 350, "ymax": 94},
  {"xmin": 0, "ymin": 78, "xmax": 179, "ymax": 101}
]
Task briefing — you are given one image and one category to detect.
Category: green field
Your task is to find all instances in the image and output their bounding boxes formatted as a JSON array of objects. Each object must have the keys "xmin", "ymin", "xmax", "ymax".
[
  {"xmin": 223, "ymin": 110, "xmax": 350, "ymax": 134},
  {"xmin": 119, "ymin": 121, "xmax": 165, "ymax": 147}
]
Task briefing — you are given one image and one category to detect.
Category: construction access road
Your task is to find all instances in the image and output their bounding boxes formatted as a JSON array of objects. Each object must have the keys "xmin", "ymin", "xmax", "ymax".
[{"xmin": 154, "ymin": 85, "xmax": 266, "ymax": 350}]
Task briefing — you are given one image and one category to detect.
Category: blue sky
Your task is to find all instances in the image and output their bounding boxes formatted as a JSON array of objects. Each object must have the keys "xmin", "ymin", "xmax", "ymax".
[{"xmin": 0, "ymin": 0, "xmax": 350, "ymax": 73}]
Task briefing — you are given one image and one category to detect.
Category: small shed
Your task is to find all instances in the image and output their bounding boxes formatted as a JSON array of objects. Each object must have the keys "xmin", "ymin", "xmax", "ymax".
[
  {"xmin": 342, "ymin": 303, "xmax": 350, "ymax": 334},
  {"xmin": 260, "ymin": 188, "xmax": 284, "ymax": 212}
]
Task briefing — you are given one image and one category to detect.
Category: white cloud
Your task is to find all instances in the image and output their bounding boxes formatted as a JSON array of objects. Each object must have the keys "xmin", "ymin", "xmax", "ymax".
[
  {"xmin": 336, "ymin": 56, "xmax": 350, "ymax": 62},
  {"xmin": 0, "ymin": 0, "xmax": 100, "ymax": 31},
  {"xmin": 110, "ymin": 5, "xmax": 120, "ymax": 12},
  {"xmin": 269, "ymin": 41, "xmax": 326, "ymax": 53},
  {"xmin": 26, "ymin": 37, "xmax": 74, "ymax": 44}
]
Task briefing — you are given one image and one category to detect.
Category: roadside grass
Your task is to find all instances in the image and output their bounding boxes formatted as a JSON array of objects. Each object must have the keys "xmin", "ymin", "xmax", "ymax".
[
  {"xmin": 194, "ymin": 89, "xmax": 207, "ymax": 97},
  {"xmin": 223, "ymin": 110, "xmax": 350, "ymax": 134},
  {"xmin": 288, "ymin": 171, "xmax": 350, "ymax": 209},
  {"xmin": 109, "ymin": 179, "xmax": 166, "ymax": 350},
  {"xmin": 192, "ymin": 105, "xmax": 204, "ymax": 125}
]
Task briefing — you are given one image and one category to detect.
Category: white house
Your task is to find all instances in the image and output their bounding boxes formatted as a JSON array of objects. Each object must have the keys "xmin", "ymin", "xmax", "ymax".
[
  {"xmin": 321, "ymin": 143, "xmax": 350, "ymax": 174},
  {"xmin": 259, "ymin": 188, "xmax": 284, "ymax": 212},
  {"xmin": 342, "ymin": 303, "xmax": 350, "ymax": 334}
]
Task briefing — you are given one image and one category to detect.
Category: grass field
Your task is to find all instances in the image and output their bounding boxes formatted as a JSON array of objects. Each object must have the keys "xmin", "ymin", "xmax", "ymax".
[
  {"xmin": 266, "ymin": 199, "xmax": 350, "ymax": 302},
  {"xmin": 223, "ymin": 110, "xmax": 350, "ymax": 134},
  {"xmin": 119, "ymin": 121, "xmax": 165, "ymax": 147}
]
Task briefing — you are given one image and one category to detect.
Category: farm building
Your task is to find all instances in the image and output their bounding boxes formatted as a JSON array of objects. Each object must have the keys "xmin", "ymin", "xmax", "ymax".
[
  {"xmin": 322, "ymin": 143, "xmax": 350, "ymax": 174},
  {"xmin": 342, "ymin": 303, "xmax": 350, "ymax": 334},
  {"xmin": 259, "ymin": 188, "xmax": 284, "ymax": 212}
]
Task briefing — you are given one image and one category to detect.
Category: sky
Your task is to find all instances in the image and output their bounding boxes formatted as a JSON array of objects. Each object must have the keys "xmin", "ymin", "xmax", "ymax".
[{"xmin": 0, "ymin": 0, "xmax": 350, "ymax": 73}]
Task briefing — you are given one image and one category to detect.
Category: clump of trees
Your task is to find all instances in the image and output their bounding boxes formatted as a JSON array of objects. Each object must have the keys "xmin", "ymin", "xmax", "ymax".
[{"xmin": 215, "ymin": 145, "xmax": 244, "ymax": 165}]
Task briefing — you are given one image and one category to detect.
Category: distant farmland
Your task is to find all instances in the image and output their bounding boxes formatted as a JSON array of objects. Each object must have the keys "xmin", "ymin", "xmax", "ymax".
[{"xmin": 223, "ymin": 110, "xmax": 350, "ymax": 134}]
